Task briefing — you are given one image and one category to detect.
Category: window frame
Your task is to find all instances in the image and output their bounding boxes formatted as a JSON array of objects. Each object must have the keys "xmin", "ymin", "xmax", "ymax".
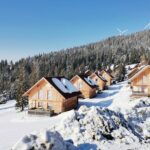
[{"xmin": 47, "ymin": 90, "xmax": 52, "ymax": 100}]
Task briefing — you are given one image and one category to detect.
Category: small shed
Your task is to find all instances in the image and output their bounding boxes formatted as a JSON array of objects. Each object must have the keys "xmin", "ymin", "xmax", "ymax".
[
  {"xmin": 100, "ymin": 70, "xmax": 113, "ymax": 86},
  {"xmin": 90, "ymin": 72, "xmax": 107, "ymax": 90},
  {"xmin": 23, "ymin": 77, "xmax": 81, "ymax": 114},
  {"xmin": 129, "ymin": 65, "xmax": 150, "ymax": 96},
  {"xmin": 70, "ymin": 74, "xmax": 97, "ymax": 98}
]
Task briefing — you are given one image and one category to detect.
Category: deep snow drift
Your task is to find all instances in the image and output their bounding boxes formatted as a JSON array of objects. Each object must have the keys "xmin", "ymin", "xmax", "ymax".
[
  {"xmin": 13, "ymin": 99, "xmax": 150, "ymax": 149},
  {"xmin": 49, "ymin": 103, "xmax": 150, "ymax": 150}
]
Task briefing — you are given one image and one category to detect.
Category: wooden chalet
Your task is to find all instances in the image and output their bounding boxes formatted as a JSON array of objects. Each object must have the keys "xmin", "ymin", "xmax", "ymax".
[
  {"xmin": 23, "ymin": 77, "xmax": 81, "ymax": 114},
  {"xmin": 100, "ymin": 70, "xmax": 113, "ymax": 86},
  {"xmin": 127, "ymin": 62, "xmax": 148, "ymax": 79},
  {"xmin": 129, "ymin": 65, "xmax": 150, "ymax": 97},
  {"xmin": 90, "ymin": 72, "xmax": 107, "ymax": 90},
  {"xmin": 70, "ymin": 74, "xmax": 97, "ymax": 98}
]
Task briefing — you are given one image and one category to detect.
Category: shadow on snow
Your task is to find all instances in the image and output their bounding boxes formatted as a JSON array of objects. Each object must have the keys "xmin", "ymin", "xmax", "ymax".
[{"xmin": 79, "ymin": 83, "xmax": 124, "ymax": 108}]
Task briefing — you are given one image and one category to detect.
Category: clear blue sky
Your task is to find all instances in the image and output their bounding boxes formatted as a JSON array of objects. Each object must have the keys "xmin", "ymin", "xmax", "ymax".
[{"xmin": 0, "ymin": 0, "xmax": 150, "ymax": 61}]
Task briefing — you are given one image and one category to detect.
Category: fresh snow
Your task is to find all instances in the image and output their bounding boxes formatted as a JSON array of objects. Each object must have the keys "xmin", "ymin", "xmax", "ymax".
[
  {"xmin": 125, "ymin": 64, "xmax": 137, "ymax": 70},
  {"xmin": 61, "ymin": 78, "xmax": 79, "ymax": 93},
  {"xmin": 52, "ymin": 78, "xmax": 78, "ymax": 94},
  {"xmin": 52, "ymin": 78, "xmax": 69, "ymax": 93},
  {"xmin": 1, "ymin": 81, "xmax": 150, "ymax": 149},
  {"xmin": 0, "ymin": 100, "xmax": 72, "ymax": 150},
  {"xmin": 12, "ymin": 130, "xmax": 76, "ymax": 150}
]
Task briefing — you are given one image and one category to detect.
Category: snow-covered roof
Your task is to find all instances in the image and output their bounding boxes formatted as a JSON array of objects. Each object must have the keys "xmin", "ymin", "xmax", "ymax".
[
  {"xmin": 125, "ymin": 64, "xmax": 138, "ymax": 69},
  {"xmin": 73, "ymin": 74, "xmax": 98, "ymax": 88},
  {"xmin": 46, "ymin": 77, "xmax": 81, "ymax": 98},
  {"xmin": 52, "ymin": 78, "xmax": 69, "ymax": 93},
  {"xmin": 61, "ymin": 78, "xmax": 79, "ymax": 93},
  {"xmin": 84, "ymin": 76, "xmax": 97, "ymax": 86},
  {"xmin": 23, "ymin": 77, "xmax": 81, "ymax": 98}
]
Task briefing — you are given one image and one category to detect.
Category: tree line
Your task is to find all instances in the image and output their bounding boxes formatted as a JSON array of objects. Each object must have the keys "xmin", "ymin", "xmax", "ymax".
[{"xmin": 1, "ymin": 29, "xmax": 150, "ymax": 110}]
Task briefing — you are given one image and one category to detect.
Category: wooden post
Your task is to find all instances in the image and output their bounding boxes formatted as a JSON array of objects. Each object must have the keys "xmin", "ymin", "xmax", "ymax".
[{"xmin": 148, "ymin": 86, "xmax": 150, "ymax": 97}]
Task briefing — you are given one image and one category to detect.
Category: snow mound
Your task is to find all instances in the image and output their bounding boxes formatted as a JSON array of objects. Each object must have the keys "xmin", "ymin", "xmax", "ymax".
[
  {"xmin": 50, "ymin": 106, "xmax": 147, "ymax": 149},
  {"xmin": 12, "ymin": 98, "xmax": 150, "ymax": 149},
  {"xmin": 50, "ymin": 100, "xmax": 150, "ymax": 149},
  {"xmin": 12, "ymin": 130, "xmax": 76, "ymax": 150},
  {"xmin": 124, "ymin": 99, "xmax": 150, "ymax": 142}
]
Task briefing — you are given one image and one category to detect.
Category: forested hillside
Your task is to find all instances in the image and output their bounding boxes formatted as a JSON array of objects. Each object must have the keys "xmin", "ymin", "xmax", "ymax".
[{"xmin": 1, "ymin": 29, "xmax": 150, "ymax": 102}]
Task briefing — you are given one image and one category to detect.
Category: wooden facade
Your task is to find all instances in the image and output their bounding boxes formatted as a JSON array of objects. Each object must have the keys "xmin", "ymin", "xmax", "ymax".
[
  {"xmin": 100, "ymin": 70, "xmax": 113, "ymax": 86},
  {"xmin": 23, "ymin": 77, "xmax": 80, "ymax": 114},
  {"xmin": 129, "ymin": 65, "xmax": 150, "ymax": 97},
  {"xmin": 90, "ymin": 72, "xmax": 107, "ymax": 90},
  {"xmin": 70, "ymin": 75, "xmax": 97, "ymax": 98}
]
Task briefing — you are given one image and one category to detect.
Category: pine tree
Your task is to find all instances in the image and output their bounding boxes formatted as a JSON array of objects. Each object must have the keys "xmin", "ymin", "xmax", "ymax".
[
  {"xmin": 15, "ymin": 63, "xmax": 28, "ymax": 111},
  {"xmin": 117, "ymin": 64, "xmax": 126, "ymax": 81}
]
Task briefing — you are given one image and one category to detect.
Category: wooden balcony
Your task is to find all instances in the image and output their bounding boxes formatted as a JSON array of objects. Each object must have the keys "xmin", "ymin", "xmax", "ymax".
[
  {"xmin": 28, "ymin": 108, "xmax": 54, "ymax": 116},
  {"xmin": 131, "ymin": 85, "xmax": 150, "ymax": 97}
]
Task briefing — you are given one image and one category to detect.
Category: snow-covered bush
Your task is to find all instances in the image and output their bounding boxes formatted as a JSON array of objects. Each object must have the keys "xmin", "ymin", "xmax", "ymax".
[
  {"xmin": 125, "ymin": 99, "xmax": 150, "ymax": 141},
  {"xmin": 50, "ymin": 106, "xmax": 142, "ymax": 148},
  {"xmin": 12, "ymin": 98, "xmax": 150, "ymax": 149},
  {"xmin": 12, "ymin": 130, "xmax": 76, "ymax": 150}
]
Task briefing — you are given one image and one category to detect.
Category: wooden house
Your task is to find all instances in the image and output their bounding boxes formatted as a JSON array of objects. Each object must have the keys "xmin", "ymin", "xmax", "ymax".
[
  {"xmin": 129, "ymin": 65, "xmax": 150, "ymax": 96},
  {"xmin": 23, "ymin": 77, "xmax": 81, "ymax": 114},
  {"xmin": 70, "ymin": 74, "xmax": 97, "ymax": 98},
  {"xmin": 127, "ymin": 62, "xmax": 148, "ymax": 79},
  {"xmin": 90, "ymin": 72, "xmax": 107, "ymax": 90},
  {"xmin": 100, "ymin": 70, "xmax": 113, "ymax": 86}
]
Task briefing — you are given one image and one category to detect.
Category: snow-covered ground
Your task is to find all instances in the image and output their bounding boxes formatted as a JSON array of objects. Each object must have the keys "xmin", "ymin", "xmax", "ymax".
[
  {"xmin": 0, "ymin": 101, "xmax": 72, "ymax": 149},
  {"xmin": 1, "ymin": 81, "xmax": 150, "ymax": 149}
]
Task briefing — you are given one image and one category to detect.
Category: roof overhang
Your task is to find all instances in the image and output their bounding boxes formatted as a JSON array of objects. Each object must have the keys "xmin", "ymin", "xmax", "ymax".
[
  {"xmin": 22, "ymin": 77, "xmax": 48, "ymax": 97},
  {"xmin": 129, "ymin": 65, "xmax": 150, "ymax": 82}
]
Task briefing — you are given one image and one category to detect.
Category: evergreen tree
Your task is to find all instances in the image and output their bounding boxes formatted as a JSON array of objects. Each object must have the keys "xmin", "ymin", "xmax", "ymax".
[{"xmin": 15, "ymin": 63, "xmax": 28, "ymax": 111}]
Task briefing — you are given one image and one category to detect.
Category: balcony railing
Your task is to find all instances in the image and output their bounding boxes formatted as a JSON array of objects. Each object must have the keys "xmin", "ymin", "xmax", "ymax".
[
  {"xmin": 28, "ymin": 108, "xmax": 54, "ymax": 116},
  {"xmin": 131, "ymin": 85, "xmax": 150, "ymax": 96}
]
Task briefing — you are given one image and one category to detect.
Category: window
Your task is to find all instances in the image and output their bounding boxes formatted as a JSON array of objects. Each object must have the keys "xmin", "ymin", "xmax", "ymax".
[
  {"xmin": 38, "ymin": 90, "xmax": 43, "ymax": 99},
  {"xmin": 142, "ymin": 75, "xmax": 147, "ymax": 85},
  {"xmin": 95, "ymin": 78, "xmax": 98, "ymax": 83},
  {"xmin": 47, "ymin": 90, "xmax": 52, "ymax": 100},
  {"xmin": 78, "ymin": 82, "xmax": 83, "ymax": 90}
]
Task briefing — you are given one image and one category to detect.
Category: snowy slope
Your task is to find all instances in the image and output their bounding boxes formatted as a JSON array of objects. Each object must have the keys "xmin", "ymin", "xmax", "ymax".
[
  {"xmin": 1, "ymin": 82, "xmax": 150, "ymax": 149},
  {"xmin": 0, "ymin": 101, "xmax": 72, "ymax": 150}
]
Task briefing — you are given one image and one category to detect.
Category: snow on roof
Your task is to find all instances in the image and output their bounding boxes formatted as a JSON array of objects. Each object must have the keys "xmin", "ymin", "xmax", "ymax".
[
  {"xmin": 84, "ymin": 76, "xmax": 97, "ymax": 86},
  {"xmin": 52, "ymin": 78, "xmax": 69, "ymax": 93},
  {"xmin": 125, "ymin": 64, "xmax": 137, "ymax": 69},
  {"xmin": 52, "ymin": 77, "xmax": 79, "ymax": 94},
  {"xmin": 61, "ymin": 78, "xmax": 79, "ymax": 93}
]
